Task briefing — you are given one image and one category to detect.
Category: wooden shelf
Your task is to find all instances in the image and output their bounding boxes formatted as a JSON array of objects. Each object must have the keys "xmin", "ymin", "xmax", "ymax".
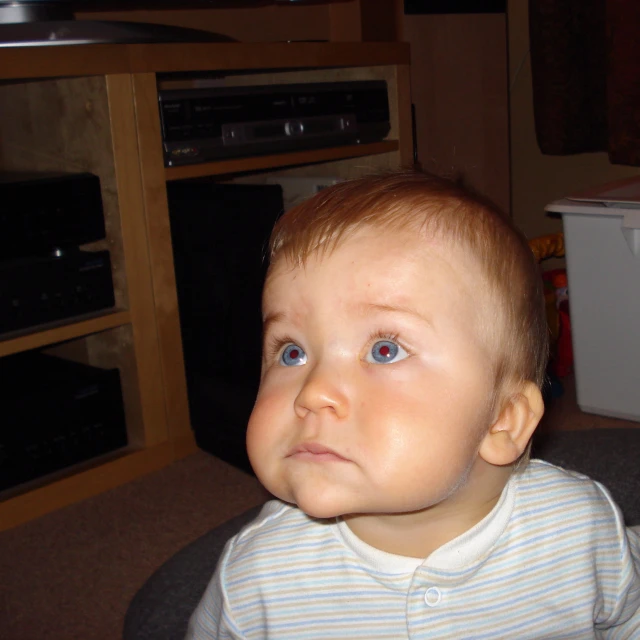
[
  {"xmin": 0, "ymin": 41, "xmax": 409, "ymax": 81},
  {"xmin": 0, "ymin": 311, "xmax": 131, "ymax": 358},
  {"xmin": 165, "ymin": 140, "xmax": 400, "ymax": 181}
]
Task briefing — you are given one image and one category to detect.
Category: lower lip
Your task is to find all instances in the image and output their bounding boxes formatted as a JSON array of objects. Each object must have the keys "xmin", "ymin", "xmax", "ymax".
[{"xmin": 290, "ymin": 451, "xmax": 349, "ymax": 463}]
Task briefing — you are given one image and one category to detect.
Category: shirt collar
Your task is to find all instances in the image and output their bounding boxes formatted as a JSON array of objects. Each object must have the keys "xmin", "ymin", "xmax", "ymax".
[{"xmin": 335, "ymin": 472, "xmax": 516, "ymax": 574}]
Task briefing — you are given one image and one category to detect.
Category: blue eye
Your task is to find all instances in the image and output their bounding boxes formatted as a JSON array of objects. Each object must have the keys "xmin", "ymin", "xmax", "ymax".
[
  {"xmin": 280, "ymin": 344, "xmax": 307, "ymax": 367},
  {"xmin": 367, "ymin": 340, "xmax": 408, "ymax": 364}
]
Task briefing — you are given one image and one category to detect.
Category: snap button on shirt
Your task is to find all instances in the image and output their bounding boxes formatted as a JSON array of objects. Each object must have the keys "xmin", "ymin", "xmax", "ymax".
[{"xmin": 424, "ymin": 587, "xmax": 442, "ymax": 607}]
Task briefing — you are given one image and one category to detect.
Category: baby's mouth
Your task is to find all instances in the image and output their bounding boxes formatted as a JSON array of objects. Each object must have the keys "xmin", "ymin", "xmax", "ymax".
[{"xmin": 288, "ymin": 442, "xmax": 350, "ymax": 462}]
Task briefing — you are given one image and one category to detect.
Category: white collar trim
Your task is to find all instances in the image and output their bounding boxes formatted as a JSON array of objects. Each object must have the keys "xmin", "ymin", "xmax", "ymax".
[{"xmin": 335, "ymin": 473, "xmax": 516, "ymax": 574}]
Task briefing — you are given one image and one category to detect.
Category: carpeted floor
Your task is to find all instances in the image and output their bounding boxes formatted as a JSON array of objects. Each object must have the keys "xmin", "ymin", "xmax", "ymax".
[
  {"xmin": 1, "ymin": 374, "xmax": 638, "ymax": 640},
  {"xmin": 0, "ymin": 451, "xmax": 269, "ymax": 640}
]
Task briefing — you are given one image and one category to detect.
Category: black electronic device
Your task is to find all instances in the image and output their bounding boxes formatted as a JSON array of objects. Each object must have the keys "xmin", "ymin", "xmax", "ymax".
[
  {"xmin": 0, "ymin": 18, "xmax": 235, "ymax": 46},
  {"xmin": 167, "ymin": 181, "xmax": 285, "ymax": 472},
  {"xmin": 0, "ymin": 351, "xmax": 127, "ymax": 491},
  {"xmin": 0, "ymin": 171, "xmax": 105, "ymax": 259},
  {"xmin": 0, "ymin": 248, "xmax": 115, "ymax": 334},
  {"xmin": 404, "ymin": 0, "xmax": 505, "ymax": 14},
  {"xmin": 158, "ymin": 80, "xmax": 391, "ymax": 166}
]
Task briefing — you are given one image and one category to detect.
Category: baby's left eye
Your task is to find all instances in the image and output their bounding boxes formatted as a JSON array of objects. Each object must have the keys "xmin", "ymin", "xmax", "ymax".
[{"xmin": 366, "ymin": 340, "xmax": 408, "ymax": 364}]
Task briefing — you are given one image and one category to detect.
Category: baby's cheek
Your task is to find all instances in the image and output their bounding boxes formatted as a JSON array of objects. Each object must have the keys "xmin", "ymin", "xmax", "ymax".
[
  {"xmin": 246, "ymin": 400, "xmax": 290, "ymax": 499},
  {"xmin": 245, "ymin": 413, "xmax": 271, "ymax": 485},
  {"xmin": 247, "ymin": 390, "xmax": 286, "ymax": 453},
  {"xmin": 250, "ymin": 384, "xmax": 286, "ymax": 422}
]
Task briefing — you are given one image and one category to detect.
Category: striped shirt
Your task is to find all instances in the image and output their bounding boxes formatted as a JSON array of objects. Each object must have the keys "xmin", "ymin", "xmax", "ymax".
[{"xmin": 187, "ymin": 460, "xmax": 640, "ymax": 639}]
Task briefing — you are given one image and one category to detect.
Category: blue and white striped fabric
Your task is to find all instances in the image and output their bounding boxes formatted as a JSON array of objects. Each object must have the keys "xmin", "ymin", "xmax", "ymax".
[{"xmin": 187, "ymin": 460, "xmax": 640, "ymax": 639}]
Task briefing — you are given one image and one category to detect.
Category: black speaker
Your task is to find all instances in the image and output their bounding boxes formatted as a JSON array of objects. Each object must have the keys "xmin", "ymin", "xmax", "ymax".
[{"xmin": 167, "ymin": 181, "xmax": 284, "ymax": 472}]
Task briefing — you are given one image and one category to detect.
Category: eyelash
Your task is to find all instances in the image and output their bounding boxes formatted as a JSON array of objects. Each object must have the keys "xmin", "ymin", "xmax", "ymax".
[
  {"xmin": 264, "ymin": 334, "xmax": 298, "ymax": 362},
  {"xmin": 367, "ymin": 330, "xmax": 402, "ymax": 348}
]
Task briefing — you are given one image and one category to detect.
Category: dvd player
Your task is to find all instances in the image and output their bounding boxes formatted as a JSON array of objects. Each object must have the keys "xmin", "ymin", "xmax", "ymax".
[{"xmin": 158, "ymin": 80, "xmax": 391, "ymax": 166}]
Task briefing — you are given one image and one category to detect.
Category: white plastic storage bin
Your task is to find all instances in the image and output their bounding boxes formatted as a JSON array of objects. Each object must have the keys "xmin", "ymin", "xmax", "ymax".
[{"xmin": 546, "ymin": 177, "xmax": 640, "ymax": 422}]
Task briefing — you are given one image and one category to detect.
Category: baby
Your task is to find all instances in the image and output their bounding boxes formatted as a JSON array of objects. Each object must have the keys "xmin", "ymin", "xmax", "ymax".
[{"xmin": 187, "ymin": 170, "xmax": 640, "ymax": 638}]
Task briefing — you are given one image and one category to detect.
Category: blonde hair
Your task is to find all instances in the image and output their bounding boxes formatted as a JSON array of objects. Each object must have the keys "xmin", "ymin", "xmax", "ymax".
[{"xmin": 268, "ymin": 170, "xmax": 549, "ymax": 400}]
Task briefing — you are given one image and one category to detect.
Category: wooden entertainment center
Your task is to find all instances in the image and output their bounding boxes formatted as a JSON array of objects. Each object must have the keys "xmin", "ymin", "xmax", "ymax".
[{"xmin": 0, "ymin": 41, "xmax": 412, "ymax": 531}]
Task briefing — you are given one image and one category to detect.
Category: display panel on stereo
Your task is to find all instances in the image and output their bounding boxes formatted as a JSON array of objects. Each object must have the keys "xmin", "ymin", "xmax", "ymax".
[{"xmin": 158, "ymin": 80, "xmax": 391, "ymax": 166}]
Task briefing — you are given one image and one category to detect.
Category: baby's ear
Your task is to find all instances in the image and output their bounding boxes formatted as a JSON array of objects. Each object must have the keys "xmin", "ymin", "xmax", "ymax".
[{"xmin": 478, "ymin": 381, "xmax": 544, "ymax": 466}]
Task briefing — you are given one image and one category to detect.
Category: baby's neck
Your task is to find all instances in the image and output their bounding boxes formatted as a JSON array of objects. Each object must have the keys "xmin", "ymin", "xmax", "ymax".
[{"xmin": 343, "ymin": 462, "xmax": 513, "ymax": 559}]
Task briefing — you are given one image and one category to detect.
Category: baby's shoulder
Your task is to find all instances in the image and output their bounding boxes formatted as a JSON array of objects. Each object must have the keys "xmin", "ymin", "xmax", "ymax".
[
  {"xmin": 524, "ymin": 458, "xmax": 614, "ymax": 496},
  {"xmin": 514, "ymin": 459, "xmax": 625, "ymax": 536}
]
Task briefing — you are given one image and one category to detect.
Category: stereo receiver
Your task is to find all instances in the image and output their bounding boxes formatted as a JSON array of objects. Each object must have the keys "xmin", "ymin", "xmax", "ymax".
[
  {"xmin": 158, "ymin": 80, "xmax": 391, "ymax": 166},
  {"xmin": 0, "ymin": 171, "xmax": 105, "ymax": 260},
  {"xmin": 0, "ymin": 249, "xmax": 115, "ymax": 334},
  {"xmin": 0, "ymin": 352, "xmax": 127, "ymax": 492}
]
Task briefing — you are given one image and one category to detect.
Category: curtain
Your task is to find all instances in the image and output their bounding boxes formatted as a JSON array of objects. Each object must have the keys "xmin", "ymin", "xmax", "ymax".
[{"xmin": 529, "ymin": 0, "xmax": 640, "ymax": 166}]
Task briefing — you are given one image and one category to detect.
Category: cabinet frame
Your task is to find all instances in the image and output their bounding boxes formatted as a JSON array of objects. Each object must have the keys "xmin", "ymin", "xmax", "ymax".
[{"xmin": 0, "ymin": 41, "xmax": 411, "ymax": 530}]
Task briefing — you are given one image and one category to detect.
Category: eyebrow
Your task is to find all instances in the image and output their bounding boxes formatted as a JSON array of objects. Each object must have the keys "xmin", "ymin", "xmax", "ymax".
[
  {"xmin": 357, "ymin": 302, "xmax": 434, "ymax": 327},
  {"xmin": 262, "ymin": 311, "xmax": 286, "ymax": 335},
  {"xmin": 261, "ymin": 303, "xmax": 434, "ymax": 334}
]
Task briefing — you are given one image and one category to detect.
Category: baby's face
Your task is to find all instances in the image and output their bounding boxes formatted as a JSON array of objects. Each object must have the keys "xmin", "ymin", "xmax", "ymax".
[{"xmin": 246, "ymin": 226, "xmax": 497, "ymax": 520}]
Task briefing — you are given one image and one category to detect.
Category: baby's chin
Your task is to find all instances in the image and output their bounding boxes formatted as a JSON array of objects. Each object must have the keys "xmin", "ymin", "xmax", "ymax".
[
  {"xmin": 295, "ymin": 503, "xmax": 348, "ymax": 520},
  {"xmin": 287, "ymin": 491, "xmax": 357, "ymax": 521}
]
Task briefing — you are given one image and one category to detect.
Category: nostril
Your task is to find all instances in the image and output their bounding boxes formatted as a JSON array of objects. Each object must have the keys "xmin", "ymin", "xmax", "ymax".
[{"xmin": 293, "ymin": 402, "xmax": 310, "ymax": 419}]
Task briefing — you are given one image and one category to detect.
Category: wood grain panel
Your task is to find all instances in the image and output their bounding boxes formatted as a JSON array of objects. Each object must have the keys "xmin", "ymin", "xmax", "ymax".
[
  {"xmin": 0, "ymin": 45, "xmax": 130, "ymax": 80},
  {"xmin": 105, "ymin": 73, "xmax": 170, "ymax": 447},
  {"xmin": 393, "ymin": 64, "xmax": 414, "ymax": 167},
  {"xmin": 402, "ymin": 13, "xmax": 510, "ymax": 213},
  {"xmin": 329, "ymin": 0, "xmax": 399, "ymax": 42},
  {"xmin": 0, "ymin": 42, "xmax": 410, "ymax": 81},
  {"xmin": 165, "ymin": 142, "xmax": 399, "ymax": 181},
  {"xmin": 126, "ymin": 41, "xmax": 409, "ymax": 74},
  {"xmin": 0, "ymin": 312, "xmax": 131, "ymax": 358},
  {"xmin": 329, "ymin": 1, "xmax": 362, "ymax": 42},
  {"xmin": 131, "ymin": 72, "xmax": 193, "ymax": 444}
]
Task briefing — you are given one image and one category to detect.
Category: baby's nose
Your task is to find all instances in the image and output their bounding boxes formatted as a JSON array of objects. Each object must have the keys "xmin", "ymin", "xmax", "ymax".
[{"xmin": 293, "ymin": 364, "xmax": 349, "ymax": 420}]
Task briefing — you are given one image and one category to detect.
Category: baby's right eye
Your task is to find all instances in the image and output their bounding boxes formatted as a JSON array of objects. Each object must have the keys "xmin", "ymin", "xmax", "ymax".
[{"xmin": 280, "ymin": 344, "xmax": 307, "ymax": 367}]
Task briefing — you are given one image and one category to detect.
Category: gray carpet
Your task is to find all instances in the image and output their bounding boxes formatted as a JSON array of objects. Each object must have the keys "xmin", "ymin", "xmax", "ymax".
[{"xmin": 532, "ymin": 428, "xmax": 640, "ymax": 525}]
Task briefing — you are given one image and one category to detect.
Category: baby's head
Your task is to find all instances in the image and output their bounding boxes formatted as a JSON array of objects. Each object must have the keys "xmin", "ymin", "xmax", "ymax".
[
  {"xmin": 268, "ymin": 170, "xmax": 548, "ymax": 400},
  {"xmin": 247, "ymin": 170, "xmax": 548, "ymax": 526}
]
